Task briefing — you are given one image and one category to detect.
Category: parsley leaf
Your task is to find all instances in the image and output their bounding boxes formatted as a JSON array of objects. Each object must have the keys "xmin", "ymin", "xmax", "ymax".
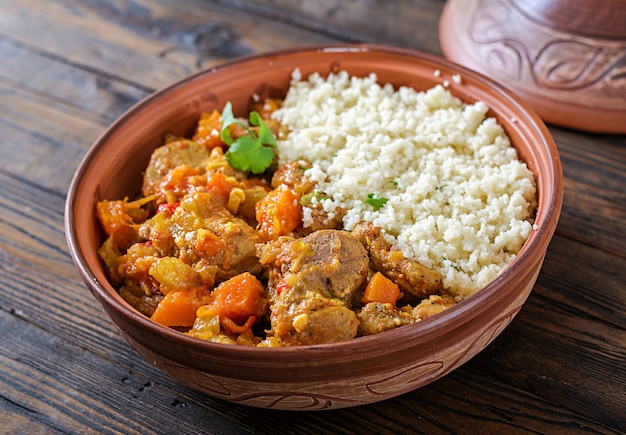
[
  {"xmin": 220, "ymin": 102, "xmax": 277, "ymax": 174},
  {"xmin": 365, "ymin": 193, "xmax": 388, "ymax": 210}
]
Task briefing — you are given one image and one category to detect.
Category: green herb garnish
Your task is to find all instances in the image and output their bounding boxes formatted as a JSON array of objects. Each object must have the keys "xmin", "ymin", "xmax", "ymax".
[
  {"xmin": 365, "ymin": 193, "xmax": 388, "ymax": 210},
  {"xmin": 220, "ymin": 102, "xmax": 277, "ymax": 174},
  {"xmin": 442, "ymin": 256, "xmax": 460, "ymax": 271},
  {"xmin": 300, "ymin": 190, "xmax": 329, "ymax": 205}
]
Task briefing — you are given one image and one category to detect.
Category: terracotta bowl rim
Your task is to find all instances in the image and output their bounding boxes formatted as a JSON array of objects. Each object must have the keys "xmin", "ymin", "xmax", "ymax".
[{"xmin": 65, "ymin": 43, "xmax": 563, "ymax": 359}]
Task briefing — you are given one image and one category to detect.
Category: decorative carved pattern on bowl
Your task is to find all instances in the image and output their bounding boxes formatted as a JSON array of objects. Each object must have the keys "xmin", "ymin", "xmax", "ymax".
[
  {"xmin": 123, "ymin": 302, "xmax": 523, "ymax": 410},
  {"xmin": 468, "ymin": 0, "xmax": 626, "ymax": 107},
  {"xmin": 439, "ymin": 0, "xmax": 626, "ymax": 132}
]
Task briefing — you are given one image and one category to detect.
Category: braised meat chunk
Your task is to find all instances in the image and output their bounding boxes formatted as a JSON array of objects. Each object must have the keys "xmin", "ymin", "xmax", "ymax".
[
  {"xmin": 258, "ymin": 229, "xmax": 369, "ymax": 345},
  {"xmin": 142, "ymin": 139, "xmax": 210, "ymax": 200},
  {"xmin": 412, "ymin": 294, "xmax": 456, "ymax": 320},
  {"xmin": 356, "ymin": 302, "xmax": 412, "ymax": 336},
  {"xmin": 352, "ymin": 221, "xmax": 444, "ymax": 299},
  {"xmin": 166, "ymin": 192, "xmax": 263, "ymax": 282},
  {"xmin": 356, "ymin": 294, "xmax": 456, "ymax": 336},
  {"xmin": 270, "ymin": 160, "xmax": 316, "ymax": 195},
  {"xmin": 259, "ymin": 229, "xmax": 369, "ymax": 303}
]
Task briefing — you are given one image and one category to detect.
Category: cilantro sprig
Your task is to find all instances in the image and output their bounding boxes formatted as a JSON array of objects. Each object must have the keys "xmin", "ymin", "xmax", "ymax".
[
  {"xmin": 220, "ymin": 102, "xmax": 277, "ymax": 174},
  {"xmin": 365, "ymin": 193, "xmax": 388, "ymax": 210}
]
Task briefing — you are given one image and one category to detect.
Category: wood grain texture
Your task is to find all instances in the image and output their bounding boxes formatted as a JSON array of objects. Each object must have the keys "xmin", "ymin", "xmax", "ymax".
[
  {"xmin": 213, "ymin": 0, "xmax": 445, "ymax": 52},
  {"xmin": 1, "ymin": 0, "xmax": 625, "ymax": 433}
]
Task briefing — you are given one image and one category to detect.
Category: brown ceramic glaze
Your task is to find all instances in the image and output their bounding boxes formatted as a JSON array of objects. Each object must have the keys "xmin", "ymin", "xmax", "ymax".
[
  {"xmin": 439, "ymin": 0, "xmax": 626, "ymax": 134},
  {"xmin": 65, "ymin": 44, "xmax": 563, "ymax": 410}
]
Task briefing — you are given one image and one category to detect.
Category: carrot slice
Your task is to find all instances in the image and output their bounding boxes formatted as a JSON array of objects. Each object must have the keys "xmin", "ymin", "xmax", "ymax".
[
  {"xmin": 208, "ymin": 272, "xmax": 267, "ymax": 324},
  {"xmin": 151, "ymin": 287, "xmax": 212, "ymax": 327},
  {"xmin": 196, "ymin": 272, "xmax": 268, "ymax": 334},
  {"xmin": 361, "ymin": 272, "xmax": 402, "ymax": 307}
]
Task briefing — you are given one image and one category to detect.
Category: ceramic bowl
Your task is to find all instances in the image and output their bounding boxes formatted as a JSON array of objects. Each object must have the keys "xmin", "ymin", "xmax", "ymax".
[
  {"xmin": 65, "ymin": 44, "xmax": 563, "ymax": 410},
  {"xmin": 439, "ymin": 0, "xmax": 626, "ymax": 134}
]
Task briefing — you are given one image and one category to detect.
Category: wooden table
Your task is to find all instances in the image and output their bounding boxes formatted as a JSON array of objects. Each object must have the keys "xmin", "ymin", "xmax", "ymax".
[{"xmin": 1, "ymin": 1, "xmax": 624, "ymax": 433}]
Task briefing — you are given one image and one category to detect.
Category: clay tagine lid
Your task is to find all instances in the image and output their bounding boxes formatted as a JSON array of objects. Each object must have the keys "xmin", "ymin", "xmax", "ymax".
[{"xmin": 439, "ymin": 0, "xmax": 626, "ymax": 134}]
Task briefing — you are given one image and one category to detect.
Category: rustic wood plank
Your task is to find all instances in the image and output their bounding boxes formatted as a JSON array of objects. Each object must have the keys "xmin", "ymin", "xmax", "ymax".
[
  {"xmin": 537, "ymin": 235, "xmax": 626, "ymax": 328},
  {"xmin": 550, "ymin": 128, "xmax": 626, "ymax": 256},
  {"xmin": 0, "ymin": 0, "xmax": 196, "ymax": 89},
  {"xmin": 0, "ymin": 36, "xmax": 150, "ymax": 123},
  {"xmin": 0, "ymin": 0, "xmax": 339, "ymax": 195},
  {"xmin": 0, "ymin": 41, "xmax": 142, "ymax": 193},
  {"xmin": 0, "ymin": 81, "xmax": 105, "ymax": 147},
  {"xmin": 0, "ymin": 0, "xmax": 337, "ymax": 91},
  {"xmin": 0, "ymin": 170, "xmax": 122, "ymax": 347},
  {"xmin": 213, "ymin": 0, "xmax": 447, "ymax": 54},
  {"xmin": 0, "ymin": 112, "xmax": 92, "ymax": 194},
  {"xmin": 468, "ymin": 235, "xmax": 626, "ymax": 429},
  {"xmin": 199, "ymin": 363, "xmax": 620, "ymax": 435},
  {"xmin": 394, "ymin": 369, "xmax": 618, "ymax": 435}
]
